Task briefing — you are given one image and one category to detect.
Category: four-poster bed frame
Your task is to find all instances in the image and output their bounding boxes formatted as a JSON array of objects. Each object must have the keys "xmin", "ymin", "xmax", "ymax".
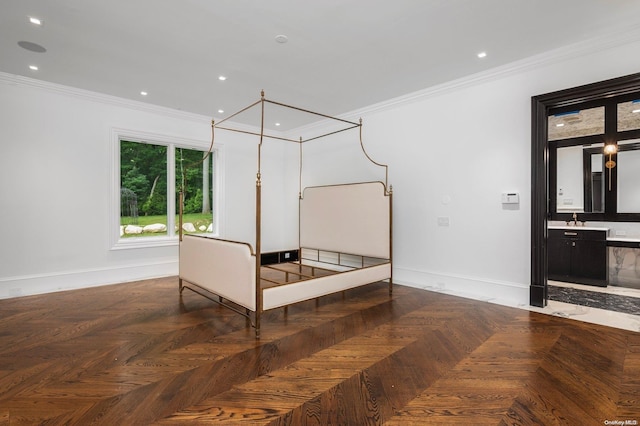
[{"xmin": 178, "ymin": 92, "xmax": 392, "ymax": 338}]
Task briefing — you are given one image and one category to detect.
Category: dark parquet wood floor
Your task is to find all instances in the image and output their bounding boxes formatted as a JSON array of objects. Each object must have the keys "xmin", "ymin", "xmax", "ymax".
[{"xmin": 0, "ymin": 277, "xmax": 639, "ymax": 425}]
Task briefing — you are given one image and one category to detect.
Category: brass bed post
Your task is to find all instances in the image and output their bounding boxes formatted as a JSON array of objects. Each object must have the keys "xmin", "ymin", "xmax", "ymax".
[
  {"xmin": 357, "ymin": 118, "xmax": 393, "ymax": 295},
  {"xmin": 389, "ymin": 187, "xmax": 393, "ymax": 296},
  {"xmin": 178, "ymin": 190, "xmax": 184, "ymax": 243},
  {"xmin": 178, "ymin": 165, "xmax": 185, "ymax": 293},
  {"xmin": 358, "ymin": 118, "xmax": 389, "ymax": 191},
  {"xmin": 255, "ymin": 177, "xmax": 262, "ymax": 338},
  {"xmin": 255, "ymin": 91, "xmax": 265, "ymax": 339},
  {"xmin": 298, "ymin": 137, "xmax": 303, "ymax": 276},
  {"xmin": 178, "ymin": 190, "xmax": 184, "ymax": 293}
]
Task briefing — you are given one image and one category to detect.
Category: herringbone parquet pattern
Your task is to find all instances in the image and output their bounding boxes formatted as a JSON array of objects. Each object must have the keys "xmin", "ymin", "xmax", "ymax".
[{"xmin": 0, "ymin": 277, "xmax": 638, "ymax": 425}]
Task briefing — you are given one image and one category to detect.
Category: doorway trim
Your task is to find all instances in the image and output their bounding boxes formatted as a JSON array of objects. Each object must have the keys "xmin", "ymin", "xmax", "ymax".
[{"xmin": 530, "ymin": 72, "xmax": 640, "ymax": 307}]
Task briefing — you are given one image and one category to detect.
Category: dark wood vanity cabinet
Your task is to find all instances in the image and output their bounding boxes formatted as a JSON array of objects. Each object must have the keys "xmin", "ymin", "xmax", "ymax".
[{"xmin": 548, "ymin": 229, "xmax": 608, "ymax": 287}]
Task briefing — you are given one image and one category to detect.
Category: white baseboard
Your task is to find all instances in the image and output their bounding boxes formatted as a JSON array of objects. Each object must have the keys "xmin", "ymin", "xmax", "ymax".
[
  {"xmin": 393, "ymin": 266, "xmax": 530, "ymax": 308},
  {"xmin": 0, "ymin": 262, "xmax": 529, "ymax": 307},
  {"xmin": 0, "ymin": 260, "xmax": 178, "ymax": 299}
]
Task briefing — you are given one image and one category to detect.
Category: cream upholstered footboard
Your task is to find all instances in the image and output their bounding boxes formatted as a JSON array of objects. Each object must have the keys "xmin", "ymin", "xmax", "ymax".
[{"xmin": 179, "ymin": 235, "xmax": 257, "ymax": 311}]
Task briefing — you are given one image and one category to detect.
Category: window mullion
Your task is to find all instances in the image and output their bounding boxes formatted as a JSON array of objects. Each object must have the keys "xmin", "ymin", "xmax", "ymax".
[{"xmin": 167, "ymin": 144, "xmax": 176, "ymax": 237}]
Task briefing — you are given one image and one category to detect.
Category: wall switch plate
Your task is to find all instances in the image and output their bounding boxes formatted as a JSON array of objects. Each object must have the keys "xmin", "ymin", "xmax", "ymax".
[
  {"xmin": 501, "ymin": 192, "xmax": 520, "ymax": 204},
  {"xmin": 437, "ymin": 216, "xmax": 450, "ymax": 227}
]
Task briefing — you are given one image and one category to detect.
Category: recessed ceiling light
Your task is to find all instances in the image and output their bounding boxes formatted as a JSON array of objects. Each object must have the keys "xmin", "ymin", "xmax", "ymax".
[
  {"xmin": 140, "ymin": 91, "xmax": 148, "ymax": 96},
  {"xmin": 218, "ymin": 109, "xmax": 224, "ymax": 114},
  {"xmin": 29, "ymin": 17, "xmax": 42, "ymax": 25},
  {"xmin": 275, "ymin": 34, "xmax": 288, "ymax": 44},
  {"xmin": 275, "ymin": 122, "xmax": 281, "ymax": 126},
  {"xmin": 29, "ymin": 65, "xmax": 38, "ymax": 71},
  {"xmin": 556, "ymin": 123, "xmax": 565, "ymax": 127},
  {"xmin": 218, "ymin": 75, "xmax": 227, "ymax": 81},
  {"xmin": 477, "ymin": 52, "xmax": 487, "ymax": 58},
  {"xmin": 632, "ymin": 109, "xmax": 640, "ymax": 113}
]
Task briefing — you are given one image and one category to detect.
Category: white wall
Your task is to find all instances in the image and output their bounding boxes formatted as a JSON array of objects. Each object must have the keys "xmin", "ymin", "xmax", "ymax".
[
  {"xmin": 0, "ymin": 76, "xmax": 297, "ymax": 298},
  {"xmin": 300, "ymin": 35, "xmax": 640, "ymax": 306},
  {"xmin": 3, "ymin": 32, "xmax": 640, "ymax": 303}
]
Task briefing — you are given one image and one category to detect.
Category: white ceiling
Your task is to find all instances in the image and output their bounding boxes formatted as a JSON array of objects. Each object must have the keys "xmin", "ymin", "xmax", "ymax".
[{"xmin": 3, "ymin": 0, "xmax": 640, "ymax": 131}]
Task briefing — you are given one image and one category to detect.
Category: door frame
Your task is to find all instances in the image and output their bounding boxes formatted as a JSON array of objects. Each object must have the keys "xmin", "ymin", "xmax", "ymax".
[{"xmin": 530, "ymin": 72, "xmax": 640, "ymax": 307}]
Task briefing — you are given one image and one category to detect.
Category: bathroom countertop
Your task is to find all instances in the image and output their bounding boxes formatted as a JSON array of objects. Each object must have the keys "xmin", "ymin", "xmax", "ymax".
[
  {"xmin": 548, "ymin": 225, "xmax": 609, "ymax": 232},
  {"xmin": 607, "ymin": 236, "xmax": 640, "ymax": 243}
]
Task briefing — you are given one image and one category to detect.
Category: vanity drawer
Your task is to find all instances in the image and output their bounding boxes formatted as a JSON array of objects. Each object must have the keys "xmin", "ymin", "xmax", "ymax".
[{"xmin": 548, "ymin": 229, "xmax": 607, "ymax": 241}]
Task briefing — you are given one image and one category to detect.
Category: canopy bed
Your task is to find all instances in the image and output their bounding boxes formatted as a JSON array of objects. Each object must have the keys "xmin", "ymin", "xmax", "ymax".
[{"xmin": 178, "ymin": 92, "xmax": 392, "ymax": 338}]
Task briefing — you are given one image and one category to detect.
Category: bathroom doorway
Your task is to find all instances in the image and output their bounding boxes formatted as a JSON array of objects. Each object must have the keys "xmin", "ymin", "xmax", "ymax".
[{"xmin": 530, "ymin": 72, "xmax": 640, "ymax": 319}]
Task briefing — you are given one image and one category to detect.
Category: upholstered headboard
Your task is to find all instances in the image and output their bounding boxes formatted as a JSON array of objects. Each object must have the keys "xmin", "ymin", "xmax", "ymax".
[{"xmin": 299, "ymin": 182, "xmax": 390, "ymax": 259}]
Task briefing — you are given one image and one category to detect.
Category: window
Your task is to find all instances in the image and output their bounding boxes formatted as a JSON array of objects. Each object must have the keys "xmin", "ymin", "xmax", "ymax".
[
  {"xmin": 617, "ymin": 99, "xmax": 640, "ymax": 132},
  {"xmin": 112, "ymin": 130, "xmax": 221, "ymax": 249},
  {"xmin": 547, "ymin": 106, "xmax": 605, "ymax": 141},
  {"xmin": 121, "ymin": 141, "xmax": 168, "ymax": 237}
]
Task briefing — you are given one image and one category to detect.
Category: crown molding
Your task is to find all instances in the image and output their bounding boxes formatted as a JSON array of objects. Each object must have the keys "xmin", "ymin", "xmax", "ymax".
[
  {"xmin": 0, "ymin": 71, "xmax": 213, "ymax": 124},
  {"xmin": 338, "ymin": 23, "xmax": 640, "ymax": 123},
  {"xmin": 0, "ymin": 71, "xmax": 285, "ymax": 139},
  {"xmin": 286, "ymin": 25, "xmax": 640, "ymax": 138}
]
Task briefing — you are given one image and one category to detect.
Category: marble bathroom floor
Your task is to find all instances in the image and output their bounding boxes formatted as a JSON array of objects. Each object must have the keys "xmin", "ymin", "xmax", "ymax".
[
  {"xmin": 548, "ymin": 282, "xmax": 640, "ymax": 315},
  {"xmin": 416, "ymin": 281, "xmax": 640, "ymax": 333},
  {"xmin": 528, "ymin": 280, "xmax": 640, "ymax": 332},
  {"xmin": 550, "ymin": 280, "xmax": 640, "ymax": 299}
]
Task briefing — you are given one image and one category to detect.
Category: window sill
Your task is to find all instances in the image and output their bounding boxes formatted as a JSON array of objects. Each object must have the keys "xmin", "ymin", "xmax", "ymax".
[
  {"xmin": 111, "ymin": 233, "xmax": 220, "ymax": 250},
  {"xmin": 111, "ymin": 236, "xmax": 178, "ymax": 250}
]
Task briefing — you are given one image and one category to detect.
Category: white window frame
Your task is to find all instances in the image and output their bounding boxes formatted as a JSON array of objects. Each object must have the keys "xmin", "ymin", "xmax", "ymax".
[{"xmin": 110, "ymin": 128, "xmax": 224, "ymax": 250}]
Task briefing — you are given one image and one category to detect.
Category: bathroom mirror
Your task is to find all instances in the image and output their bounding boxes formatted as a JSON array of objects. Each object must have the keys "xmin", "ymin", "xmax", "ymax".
[
  {"xmin": 554, "ymin": 144, "xmax": 604, "ymax": 214},
  {"xmin": 585, "ymin": 151, "xmax": 604, "ymax": 213},
  {"xmin": 617, "ymin": 139, "xmax": 640, "ymax": 213},
  {"xmin": 555, "ymin": 145, "xmax": 585, "ymax": 212},
  {"xmin": 551, "ymin": 140, "xmax": 640, "ymax": 218}
]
